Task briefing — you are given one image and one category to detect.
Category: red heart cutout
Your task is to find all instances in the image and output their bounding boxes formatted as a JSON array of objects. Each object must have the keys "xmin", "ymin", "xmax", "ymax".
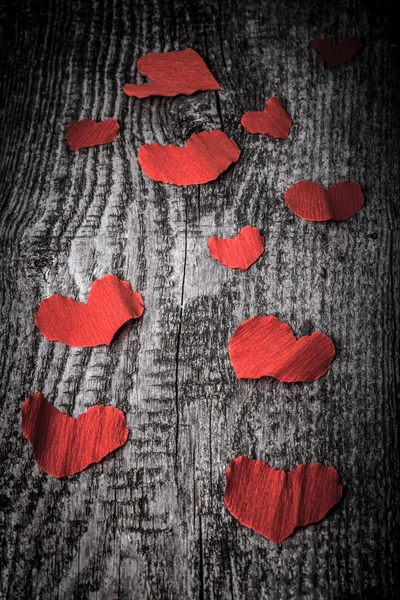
[
  {"xmin": 225, "ymin": 457, "xmax": 343, "ymax": 543},
  {"xmin": 66, "ymin": 118, "xmax": 119, "ymax": 151},
  {"xmin": 241, "ymin": 97, "xmax": 292, "ymax": 139},
  {"xmin": 312, "ymin": 37, "xmax": 362, "ymax": 68},
  {"xmin": 22, "ymin": 392, "xmax": 129, "ymax": 478},
  {"xmin": 123, "ymin": 48, "xmax": 220, "ymax": 98},
  {"xmin": 229, "ymin": 315, "xmax": 335, "ymax": 382},
  {"xmin": 138, "ymin": 130, "xmax": 240, "ymax": 186},
  {"xmin": 208, "ymin": 226, "xmax": 264, "ymax": 270},
  {"xmin": 34, "ymin": 274, "xmax": 144, "ymax": 347},
  {"xmin": 284, "ymin": 181, "xmax": 364, "ymax": 222}
]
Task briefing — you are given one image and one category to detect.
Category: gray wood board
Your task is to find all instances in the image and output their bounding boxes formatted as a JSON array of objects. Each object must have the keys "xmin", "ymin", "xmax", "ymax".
[{"xmin": 0, "ymin": 0, "xmax": 399, "ymax": 598}]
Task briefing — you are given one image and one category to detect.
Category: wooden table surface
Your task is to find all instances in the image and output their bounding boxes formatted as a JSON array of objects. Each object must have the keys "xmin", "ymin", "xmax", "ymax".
[{"xmin": 0, "ymin": 1, "xmax": 399, "ymax": 598}]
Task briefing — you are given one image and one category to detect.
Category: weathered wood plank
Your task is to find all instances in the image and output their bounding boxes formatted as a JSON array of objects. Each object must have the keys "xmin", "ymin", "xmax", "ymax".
[{"xmin": 0, "ymin": 0, "xmax": 399, "ymax": 598}]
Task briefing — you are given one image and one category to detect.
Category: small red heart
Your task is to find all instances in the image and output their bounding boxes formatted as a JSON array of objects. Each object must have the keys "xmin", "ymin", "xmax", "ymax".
[
  {"xmin": 34, "ymin": 274, "xmax": 144, "ymax": 347},
  {"xmin": 312, "ymin": 37, "xmax": 362, "ymax": 68},
  {"xmin": 229, "ymin": 315, "xmax": 335, "ymax": 382},
  {"xmin": 22, "ymin": 392, "xmax": 129, "ymax": 478},
  {"xmin": 123, "ymin": 48, "xmax": 220, "ymax": 98},
  {"xmin": 241, "ymin": 97, "xmax": 292, "ymax": 139},
  {"xmin": 138, "ymin": 130, "xmax": 240, "ymax": 186},
  {"xmin": 225, "ymin": 457, "xmax": 343, "ymax": 544},
  {"xmin": 66, "ymin": 118, "xmax": 119, "ymax": 151},
  {"xmin": 207, "ymin": 226, "xmax": 264, "ymax": 271},
  {"xmin": 284, "ymin": 180, "xmax": 364, "ymax": 222}
]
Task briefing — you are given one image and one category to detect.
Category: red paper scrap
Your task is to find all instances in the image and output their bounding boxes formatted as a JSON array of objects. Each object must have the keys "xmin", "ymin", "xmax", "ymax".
[
  {"xmin": 66, "ymin": 118, "xmax": 119, "ymax": 151},
  {"xmin": 207, "ymin": 226, "xmax": 264, "ymax": 271},
  {"xmin": 123, "ymin": 48, "xmax": 220, "ymax": 98},
  {"xmin": 284, "ymin": 181, "xmax": 364, "ymax": 222},
  {"xmin": 138, "ymin": 130, "xmax": 240, "ymax": 186},
  {"xmin": 229, "ymin": 315, "xmax": 335, "ymax": 382},
  {"xmin": 224, "ymin": 457, "xmax": 342, "ymax": 543},
  {"xmin": 312, "ymin": 37, "xmax": 362, "ymax": 68},
  {"xmin": 22, "ymin": 392, "xmax": 129, "ymax": 478},
  {"xmin": 35, "ymin": 274, "xmax": 144, "ymax": 347},
  {"xmin": 241, "ymin": 97, "xmax": 292, "ymax": 139}
]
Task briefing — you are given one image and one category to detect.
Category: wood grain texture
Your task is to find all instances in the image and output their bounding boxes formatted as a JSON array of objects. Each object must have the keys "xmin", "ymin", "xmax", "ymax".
[{"xmin": 0, "ymin": 0, "xmax": 399, "ymax": 598}]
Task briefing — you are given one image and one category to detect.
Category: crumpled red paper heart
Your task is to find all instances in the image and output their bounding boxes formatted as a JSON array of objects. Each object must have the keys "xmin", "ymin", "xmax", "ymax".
[
  {"xmin": 224, "ymin": 457, "xmax": 343, "ymax": 543},
  {"xmin": 241, "ymin": 97, "xmax": 292, "ymax": 139},
  {"xmin": 284, "ymin": 181, "xmax": 364, "ymax": 222},
  {"xmin": 66, "ymin": 118, "xmax": 120, "ymax": 151},
  {"xmin": 35, "ymin": 274, "xmax": 144, "ymax": 347},
  {"xmin": 22, "ymin": 392, "xmax": 129, "ymax": 478},
  {"xmin": 312, "ymin": 37, "xmax": 362, "ymax": 68},
  {"xmin": 229, "ymin": 315, "xmax": 335, "ymax": 382},
  {"xmin": 138, "ymin": 130, "xmax": 240, "ymax": 185},
  {"xmin": 123, "ymin": 48, "xmax": 220, "ymax": 98},
  {"xmin": 207, "ymin": 226, "xmax": 264, "ymax": 270}
]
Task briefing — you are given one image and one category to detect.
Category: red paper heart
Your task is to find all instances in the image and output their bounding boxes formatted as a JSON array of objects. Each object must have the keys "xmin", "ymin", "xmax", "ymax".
[
  {"xmin": 312, "ymin": 37, "xmax": 362, "ymax": 68},
  {"xmin": 22, "ymin": 392, "xmax": 129, "ymax": 478},
  {"xmin": 229, "ymin": 315, "xmax": 335, "ymax": 382},
  {"xmin": 123, "ymin": 48, "xmax": 220, "ymax": 98},
  {"xmin": 138, "ymin": 130, "xmax": 240, "ymax": 186},
  {"xmin": 284, "ymin": 181, "xmax": 364, "ymax": 222},
  {"xmin": 241, "ymin": 97, "xmax": 292, "ymax": 139},
  {"xmin": 34, "ymin": 274, "xmax": 144, "ymax": 347},
  {"xmin": 224, "ymin": 457, "xmax": 342, "ymax": 543},
  {"xmin": 66, "ymin": 118, "xmax": 119, "ymax": 151},
  {"xmin": 207, "ymin": 226, "xmax": 264, "ymax": 270}
]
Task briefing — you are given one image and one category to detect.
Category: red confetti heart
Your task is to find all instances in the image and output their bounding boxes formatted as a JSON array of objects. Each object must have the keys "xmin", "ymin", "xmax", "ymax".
[
  {"xmin": 312, "ymin": 37, "xmax": 362, "ymax": 68},
  {"xmin": 138, "ymin": 130, "xmax": 240, "ymax": 186},
  {"xmin": 123, "ymin": 48, "xmax": 220, "ymax": 98},
  {"xmin": 207, "ymin": 226, "xmax": 264, "ymax": 271},
  {"xmin": 241, "ymin": 97, "xmax": 292, "ymax": 139},
  {"xmin": 22, "ymin": 392, "xmax": 129, "ymax": 478},
  {"xmin": 229, "ymin": 315, "xmax": 335, "ymax": 382},
  {"xmin": 284, "ymin": 181, "xmax": 364, "ymax": 222},
  {"xmin": 224, "ymin": 457, "xmax": 343, "ymax": 544},
  {"xmin": 35, "ymin": 274, "xmax": 144, "ymax": 347},
  {"xmin": 66, "ymin": 118, "xmax": 119, "ymax": 151}
]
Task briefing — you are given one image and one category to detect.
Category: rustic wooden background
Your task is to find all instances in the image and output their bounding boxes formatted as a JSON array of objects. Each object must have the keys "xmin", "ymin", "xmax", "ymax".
[{"xmin": 0, "ymin": 0, "xmax": 399, "ymax": 598}]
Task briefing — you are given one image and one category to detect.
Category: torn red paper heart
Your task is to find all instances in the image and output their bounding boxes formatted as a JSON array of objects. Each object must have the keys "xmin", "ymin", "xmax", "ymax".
[
  {"xmin": 35, "ymin": 274, "xmax": 144, "ymax": 347},
  {"xmin": 207, "ymin": 226, "xmax": 264, "ymax": 271},
  {"xmin": 241, "ymin": 97, "xmax": 292, "ymax": 139},
  {"xmin": 224, "ymin": 457, "xmax": 342, "ymax": 543},
  {"xmin": 284, "ymin": 181, "xmax": 364, "ymax": 222},
  {"xmin": 138, "ymin": 130, "xmax": 240, "ymax": 185},
  {"xmin": 22, "ymin": 392, "xmax": 129, "ymax": 478},
  {"xmin": 123, "ymin": 48, "xmax": 220, "ymax": 98},
  {"xmin": 312, "ymin": 37, "xmax": 362, "ymax": 68},
  {"xmin": 229, "ymin": 315, "xmax": 335, "ymax": 382},
  {"xmin": 66, "ymin": 118, "xmax": 120, "ymax": 151}
]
